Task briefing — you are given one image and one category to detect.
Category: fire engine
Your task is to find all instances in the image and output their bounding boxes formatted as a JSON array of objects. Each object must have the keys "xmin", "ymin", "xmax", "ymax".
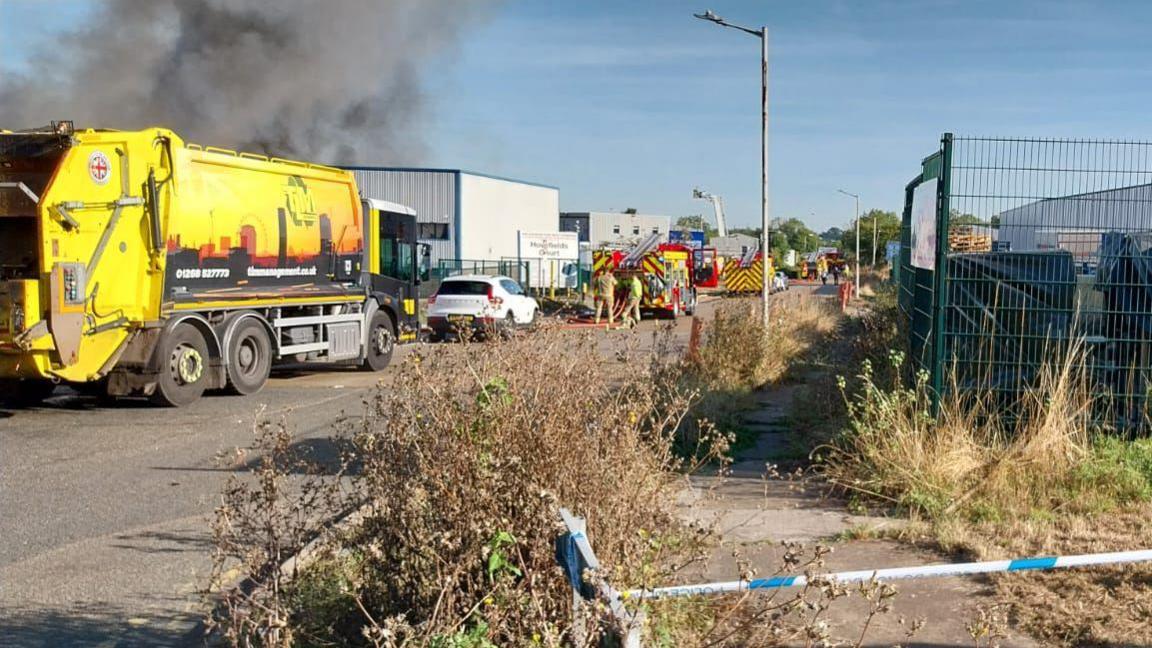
[
  {"xmin": 721, "ymin": 249, "xmax": 775, "ymax": 294},
  {"xmin": 692, "ymin": 246, "xmax": 720, "ymax": 289},
  {"xmin": 591, "ymin": 233, "xmax": 697, "ymax": 318}
]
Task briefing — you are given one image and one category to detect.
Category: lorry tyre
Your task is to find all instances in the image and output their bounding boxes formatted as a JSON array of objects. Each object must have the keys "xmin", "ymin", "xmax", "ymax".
[
  {"xmin": 1, "ymin": 379, "xmax": 56, "ymax": 408},
  {"xmin": 150, "ymin": 323, "xmax": 210, "ymax": 407},
  {"xmin": 362, "ymin": 311, "xmax": 395, "ymax": 372},
  {"xmin": 224, "ymin": 319, "xmax": 272, "ymax": 396}
]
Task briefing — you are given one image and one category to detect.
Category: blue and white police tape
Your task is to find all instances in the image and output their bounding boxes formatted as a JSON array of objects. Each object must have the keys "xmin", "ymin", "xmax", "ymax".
[{"xmin": 624, "ymin": 548, "xmax": 1152, "ymax": 600}]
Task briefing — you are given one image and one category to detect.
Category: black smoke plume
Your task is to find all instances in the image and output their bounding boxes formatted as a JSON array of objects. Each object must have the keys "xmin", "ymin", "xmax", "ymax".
[{"xmin": 0, "ymin": 0, "xmax": 487, "ymax": 163}]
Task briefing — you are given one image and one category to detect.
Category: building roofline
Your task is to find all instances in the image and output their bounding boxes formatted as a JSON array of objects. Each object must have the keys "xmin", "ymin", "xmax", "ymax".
[
  {"xmin": 1001, "ymin": 181, "xmax": 1152, "ymax": 214},
  {"xmin": 341, "ymin": 166, "xmax": 559, "ymax": 191}
]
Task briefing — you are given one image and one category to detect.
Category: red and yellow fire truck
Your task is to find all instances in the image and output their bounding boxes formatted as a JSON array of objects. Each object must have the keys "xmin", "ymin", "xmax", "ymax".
[
  {"xmin": 693, "ymin": 246, "xmax": 721, "ymax": 289},
  {"xmin": 591, "ymin": 237, "xmax": 697, "ymax": 318},
  {"xmin": 721, "ymin": 251, "xmax": 775, "ymax": 294}
]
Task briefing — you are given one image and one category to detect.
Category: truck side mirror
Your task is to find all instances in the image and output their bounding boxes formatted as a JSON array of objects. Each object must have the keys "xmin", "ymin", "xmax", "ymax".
[{"xmin": 418, "ymin": 243, "xmax": 431, "ymax": 283}]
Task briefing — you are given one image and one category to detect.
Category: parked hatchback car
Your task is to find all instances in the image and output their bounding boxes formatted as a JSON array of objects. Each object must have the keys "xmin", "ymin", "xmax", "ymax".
[{"xmin": 426, "ymin": 275, "xmax": 539, "ymax": 341}]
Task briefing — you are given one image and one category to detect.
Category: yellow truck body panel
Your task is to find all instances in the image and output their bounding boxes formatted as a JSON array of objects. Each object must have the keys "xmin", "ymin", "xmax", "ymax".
[{"xmin": 0, "ymin": 127, "xmax": 366, "ymax": 384}]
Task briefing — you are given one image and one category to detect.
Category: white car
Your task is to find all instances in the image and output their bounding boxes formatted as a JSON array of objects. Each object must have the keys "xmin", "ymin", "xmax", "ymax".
[{"xmin": 427, "ymin": 275, "xmax": 539, "ymax": 340}]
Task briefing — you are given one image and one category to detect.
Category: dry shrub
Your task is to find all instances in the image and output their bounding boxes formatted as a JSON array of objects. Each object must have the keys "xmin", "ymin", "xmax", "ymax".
[
  {"xmin": 345, "ymin": 328, "xmax": 724, "ymax": 646},
  {"xmin": 209, "ymin": 326, "xmax": 731, "ymax": 647},
  {"xmin": 207, "ymin": 416, "xmax": 347, "ymax": 647},
  {"xmin": 693, "ymin": 295, "xmax": 838, "ymax": 391},
  {"xmin": 818, "ymin": 337, "xmax": 1103, "ymax": 521}
]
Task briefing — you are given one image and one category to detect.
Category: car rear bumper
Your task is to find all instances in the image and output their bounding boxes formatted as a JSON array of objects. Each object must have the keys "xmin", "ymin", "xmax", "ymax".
[{"xmin": 427, "ymin": 315, "xmax": 500, "ymax": 335}]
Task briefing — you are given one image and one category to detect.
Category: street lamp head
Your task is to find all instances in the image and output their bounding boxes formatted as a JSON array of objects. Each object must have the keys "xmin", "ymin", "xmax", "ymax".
[{"xmin": 693, "ymin": 9, "xmax": 723, "ymax": 23}]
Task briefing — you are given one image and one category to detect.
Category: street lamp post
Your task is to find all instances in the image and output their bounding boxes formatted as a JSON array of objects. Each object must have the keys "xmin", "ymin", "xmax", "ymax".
[
  {"xmin": 872, "ymin": 214, "xmax": 878, "ymax": 267},
  {"xmin": 837, "ymin": 189, "xmax": 860, "ymax": 296},
  {"xmin": 694, "ymin": 10, "xmax": 770, "ymax": 325}
]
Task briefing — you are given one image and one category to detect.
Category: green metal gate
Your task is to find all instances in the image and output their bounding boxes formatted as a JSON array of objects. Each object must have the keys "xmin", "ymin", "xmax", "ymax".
[{"xmin": 900, "ymin": 134, "xmax": 1152, "ymax": 429}]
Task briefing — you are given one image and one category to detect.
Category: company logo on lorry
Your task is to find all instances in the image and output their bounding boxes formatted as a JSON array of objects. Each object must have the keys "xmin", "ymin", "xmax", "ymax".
[
  {"xmin": 88, "ymin": 151, "xmax": 111, "ymax": 185},
  {"xmin": 246, "ymin": 266, "xmax": 318, "ymax": 278},
  {"xmin": 161, "ymin": 154, "xmax": 364, "ymax": 301}
]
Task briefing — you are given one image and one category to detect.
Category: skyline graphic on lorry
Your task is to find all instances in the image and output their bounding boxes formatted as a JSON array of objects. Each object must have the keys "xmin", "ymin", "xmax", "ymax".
[{"xmin": 163, "ymin": 148, "xmax": 365, "ymax": 301}]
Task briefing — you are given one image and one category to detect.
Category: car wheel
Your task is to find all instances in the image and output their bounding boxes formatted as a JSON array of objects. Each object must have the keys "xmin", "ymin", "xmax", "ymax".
[
  {"xmin": 150, "ymin": 323, "xmax": 210, "ymax": 407},
  {"xmin": 0, "ymin": 378, "xmax": 56, "ymax": 408},
  {"xmin": 224, "ymin": 319, "xmax": 272, "ymax": 396},
  {"xmin": 362, "ymin": 311, "xmax": 396, "ymax": 371}
]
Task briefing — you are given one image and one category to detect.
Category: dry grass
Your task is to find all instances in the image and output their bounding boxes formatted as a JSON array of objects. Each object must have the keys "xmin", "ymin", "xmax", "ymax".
[
  {"xmin": 692, "ymin": 294, "xmax": 838, "ymax": 392},
  {"xmin": 973, "ymin": 507, "xmax": 1152, "ymax": 646},
  {"xmin": 787, "ymin": 284, "xmax": 901, "ymax": 456},
  {"xmin": 819, "ymin": 337, "xmax": 1098, "ymax": 521},
  {"xmin": 683, "ymin": 295, "xmax": 839, "ymax": 456},
  {"xmin": 208, "ymin": 323, "xmax": 899, "ymax": 647},
  {"xmin": 817, "ymin": 318, "xmax": 1152, "ymax": 646},
  {"xmin": 209, "ymin": 326, "xmax": 723, "ymax": 646}
]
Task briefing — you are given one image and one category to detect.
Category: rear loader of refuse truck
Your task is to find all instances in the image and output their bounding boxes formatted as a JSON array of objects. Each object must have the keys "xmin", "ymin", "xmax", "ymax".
[{"xmin": 0, "ymin": 123, "xmax": 426, "ymax": 406}]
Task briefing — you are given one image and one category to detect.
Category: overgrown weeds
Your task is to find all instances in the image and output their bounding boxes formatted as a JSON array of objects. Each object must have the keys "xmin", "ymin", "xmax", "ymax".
[
  {"xmin": 800, "ymin": 285, "xmax": 1152, "ymax": 646},
  {"xmin": 208, "ymin": 320, "xmax": 904, "ymax": 647},
  {"xmin": 210, "ymin": 327, "xmax": 724, "ymax": 646},
  {"xmin": 787, "ymin": 283, "xmax": 901, "ymax": 455},
  {"xmin": 684, "ymin": 295, "xmax": 838, "ymax": 454},
  {"xmin": 815, "ymin": 336, "xmax": 1141, "ymax": 522}
]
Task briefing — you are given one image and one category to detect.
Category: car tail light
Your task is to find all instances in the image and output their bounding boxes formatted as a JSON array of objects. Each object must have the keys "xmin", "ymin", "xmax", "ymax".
[
  {"xmin": 487, "ymin": 285, "xmax": 503, "ymax": 307},
  {"xmin": 427, "ymin": 293, "xmax": 437, "ymax": 305}
]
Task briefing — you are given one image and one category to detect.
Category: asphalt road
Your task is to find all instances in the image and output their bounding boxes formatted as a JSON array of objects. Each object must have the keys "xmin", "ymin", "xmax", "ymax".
[
  {"xmin": 0, "ymin": 289, "xmax": 812, "ymax": 647},
  {"xmin": 0, "ymin": 356, "xmax": 403, "ymax": 647}
]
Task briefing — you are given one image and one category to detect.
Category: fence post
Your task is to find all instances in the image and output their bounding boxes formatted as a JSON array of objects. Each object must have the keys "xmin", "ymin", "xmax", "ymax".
[{"xmin": 932, "ymin": 133, "xmax": 954, "ymax": 411}]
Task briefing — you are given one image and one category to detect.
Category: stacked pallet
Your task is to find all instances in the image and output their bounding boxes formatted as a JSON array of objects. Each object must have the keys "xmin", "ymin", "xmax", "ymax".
[{"xmin": 949, "ymin": 226, "xmax": 993, "ymax": 252}]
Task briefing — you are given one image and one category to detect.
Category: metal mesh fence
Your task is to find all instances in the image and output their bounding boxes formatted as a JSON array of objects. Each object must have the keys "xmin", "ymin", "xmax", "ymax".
[
  {"xmin": 427, "ymin": 259, "xmax": 531, "ymax": 297},
  {"xmin": 901, "ymin": 134, "xmax": 1152, "ymax": 430}
]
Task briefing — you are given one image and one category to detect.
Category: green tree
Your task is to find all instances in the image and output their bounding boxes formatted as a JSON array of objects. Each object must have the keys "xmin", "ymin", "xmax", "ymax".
[
  {"xmin": 776, "ymin": 218, "xmax": 821, "ymax": 254},
  {"xmin": 728, "ymin": 226, "xmax": 762, "ymax": 238},
  {"xmin": 820, "ymin": 227, "xmax": 844, "ymax": 244},
  {"xmin": 839, "ymin": 209, "xmax": 901, "ymax": 267},
  {"xmin": 674, "ymin": 215, "xmax": 717, "ymax": 239},
  {"xmin": 949, "ymin": 209, "xmax": 985, "ymax": 225}
]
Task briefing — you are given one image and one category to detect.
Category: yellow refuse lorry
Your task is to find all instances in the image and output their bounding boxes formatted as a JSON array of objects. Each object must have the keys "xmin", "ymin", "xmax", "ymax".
[{"xmin": 0, "ymin": 122, "xmax": 426, "ymax": 406}]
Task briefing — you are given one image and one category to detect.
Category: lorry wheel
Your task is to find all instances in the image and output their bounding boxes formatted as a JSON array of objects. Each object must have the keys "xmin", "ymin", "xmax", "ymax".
[
  {"xmin": 224, "ymin": 320, "xmax": 272, "ymax": 395},
  {"xmin": 150, "ymin": 324, "xmax": 210, "ymax": 407},
  {"xmin": 0, "ymin": 379, "xmax": 56, "ymax": 408},
  {"xmin": 362, "ymin": 311, "xmax": 395, "ymax": 372}
]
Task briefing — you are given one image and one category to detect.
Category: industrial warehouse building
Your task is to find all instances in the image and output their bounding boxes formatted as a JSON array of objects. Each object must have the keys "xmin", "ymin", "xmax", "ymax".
[
  {"xmin": 560, "ymin": 211, "xmax": 671, "ymax": 248},
  {"xmin": 346, "ymin": 167, "xmax": 560, "ymax": 265},
  {"xmin": 711, "ymin": 233, "xmax": 760, "ymax": 258},
  {"xmin": 998, "ymin": 183, "xmax": 1152, "ymax": 260}
]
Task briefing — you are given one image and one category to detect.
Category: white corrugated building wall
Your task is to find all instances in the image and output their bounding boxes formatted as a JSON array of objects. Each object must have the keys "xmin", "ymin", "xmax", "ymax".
[
  {"xmin": 560, "ymin": 211, "xmax": 671, "ymax": 248},
  {"xmin": 346, "ymin": 167, "xmax": 559, "ymax": 264}
]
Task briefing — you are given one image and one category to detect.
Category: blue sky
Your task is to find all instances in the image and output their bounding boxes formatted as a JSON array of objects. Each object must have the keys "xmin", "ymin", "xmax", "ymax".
[{"xmin": 4, "ymin": 0, "xmax": 1152, "ymax": 231}]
